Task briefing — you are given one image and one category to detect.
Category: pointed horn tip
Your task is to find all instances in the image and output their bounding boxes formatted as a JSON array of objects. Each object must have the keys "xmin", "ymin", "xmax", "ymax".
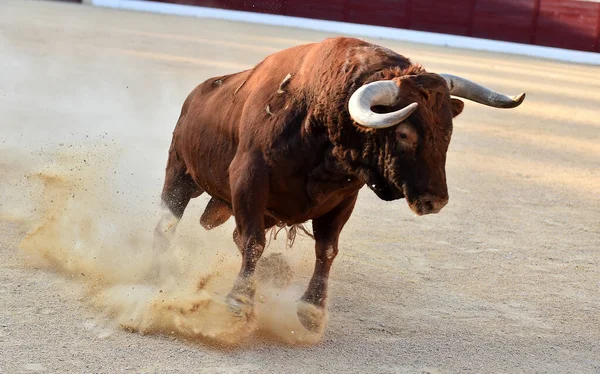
[
  {"xmin": 514, "ymin": 92, "xmax": 526, "ymax": 104},
  {"xmin": 506, "ymin": 92, "xmax": 526, "ymax": 108}
]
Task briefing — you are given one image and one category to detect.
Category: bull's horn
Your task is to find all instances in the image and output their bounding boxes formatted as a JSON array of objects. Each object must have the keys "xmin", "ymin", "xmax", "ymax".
[
  {"xmin": 349, "ymin": 80, "xmax": 418, "ymax": 129},
  {"xmin": 440, "ymin": 74, "xmax": 525, "ymax": 108}
]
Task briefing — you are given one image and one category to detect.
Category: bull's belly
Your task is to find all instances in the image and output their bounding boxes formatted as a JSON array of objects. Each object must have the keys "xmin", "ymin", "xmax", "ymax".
[
  {"xmin": 181, "ymin": 136, "xmax": 363, "ymax": 224},
  {"xmin": 198, "ymin": 182, "xmax": 361, "ymax": 226},
  {"xmin": 265, "ymin": 194, "xmax": 320, "ymax": 225}
]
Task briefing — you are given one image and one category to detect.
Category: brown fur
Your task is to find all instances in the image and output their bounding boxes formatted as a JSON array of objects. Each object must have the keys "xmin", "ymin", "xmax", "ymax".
[{"xmin": 157, "ymin": 37, "xmax": 464, "ymax": 331}]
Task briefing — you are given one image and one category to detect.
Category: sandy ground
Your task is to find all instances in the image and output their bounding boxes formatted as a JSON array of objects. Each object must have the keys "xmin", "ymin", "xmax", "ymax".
[{"xmin": 1, "ymin": 0, "xmax": 599, "ymax": 373}]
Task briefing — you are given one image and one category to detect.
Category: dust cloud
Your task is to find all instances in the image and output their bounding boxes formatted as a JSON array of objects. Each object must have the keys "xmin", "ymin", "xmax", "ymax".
[{"xmin": 17, "ymin": 148, "xmax": 324, "ymax": 347}]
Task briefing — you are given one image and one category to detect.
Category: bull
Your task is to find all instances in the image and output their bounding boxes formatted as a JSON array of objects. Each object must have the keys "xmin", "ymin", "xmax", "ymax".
[{"xmin": 153, "ymin": 37, "xmax": 525, "ymax": 332}]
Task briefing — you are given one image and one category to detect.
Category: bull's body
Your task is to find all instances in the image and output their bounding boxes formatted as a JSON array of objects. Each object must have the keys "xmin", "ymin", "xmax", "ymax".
[
  {"xmin": 167, "ymin": 37, "xmax": 410, "ymax": 223},
  {"xmin": 154, "ymin": 37, "xmax": 524, "ymax": 333}
]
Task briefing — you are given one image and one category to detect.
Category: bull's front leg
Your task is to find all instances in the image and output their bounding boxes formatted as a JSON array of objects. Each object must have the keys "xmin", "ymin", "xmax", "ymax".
[
  {"xmin": 226, "ymin": 152, "xmax": 270, "ymax": 319},
  {"xmin": 298, "ymin": 192, "xmax": 358, "ymax": 332}
]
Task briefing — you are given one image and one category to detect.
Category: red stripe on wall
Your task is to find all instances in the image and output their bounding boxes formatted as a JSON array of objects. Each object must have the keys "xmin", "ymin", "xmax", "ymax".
[
  {"xmin": 536, "ymin": 0, "xmax": 600, "ymax": 52},
  {"xmin": 147, "ymin": 0, "xmax": 600, "ymax": 53},
  {"xmin": 596, "ymin": 4, "xmax": 600, "ymax": 52}
]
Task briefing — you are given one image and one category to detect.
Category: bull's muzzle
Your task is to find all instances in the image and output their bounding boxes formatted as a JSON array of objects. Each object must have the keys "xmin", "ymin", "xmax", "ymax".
[{"xmin": 409, "ymin": 194, "xmax": 448, "ymax": 216}]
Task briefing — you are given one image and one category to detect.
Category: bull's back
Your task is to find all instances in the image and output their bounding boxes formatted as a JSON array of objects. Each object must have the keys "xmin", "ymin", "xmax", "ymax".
[{"xmin": 172, "ymin": 43, "xmax": 319, "ymax": 201}]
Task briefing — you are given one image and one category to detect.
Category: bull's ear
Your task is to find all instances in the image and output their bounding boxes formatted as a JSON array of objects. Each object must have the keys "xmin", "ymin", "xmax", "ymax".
[{"xmin": 451, "ymin": 98, "xmax": 464, "ymax": 118}]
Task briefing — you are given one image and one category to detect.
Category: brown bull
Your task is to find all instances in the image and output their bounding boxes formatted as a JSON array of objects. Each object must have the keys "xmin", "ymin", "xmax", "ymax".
[{"xmin": 153, "ymin": 37, "xmax": 525, "ymax": 332}]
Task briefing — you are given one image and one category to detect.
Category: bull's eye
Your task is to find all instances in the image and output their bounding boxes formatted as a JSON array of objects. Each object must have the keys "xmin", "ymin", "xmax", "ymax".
[{"xmin": 395, "ymin": 123, "xmax": 418, "ymax": 155}]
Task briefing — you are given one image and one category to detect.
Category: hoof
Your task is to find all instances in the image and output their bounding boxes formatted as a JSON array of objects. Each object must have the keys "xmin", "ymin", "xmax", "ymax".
[
  {"xmin": 297, "ymin": 301, "xmax": 327, "ymax": 333},
  {"xmin": 226, "ymin": 293, "xmax": 254, "ymax": 319},
  {"xmin": 158, "ymin": 291, "xmax": 257, "ymax": 343}
]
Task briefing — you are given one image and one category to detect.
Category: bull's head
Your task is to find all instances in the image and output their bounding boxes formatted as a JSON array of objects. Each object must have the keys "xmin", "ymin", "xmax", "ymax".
[{"xmin": 348, "ymin": 73, "xmax": 525, "ymax": 216}]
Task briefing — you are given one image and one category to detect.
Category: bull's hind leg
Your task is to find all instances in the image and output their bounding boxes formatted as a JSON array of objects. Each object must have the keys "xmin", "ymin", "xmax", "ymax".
[
  {"xmin": 152, "ymin": 149, "xmax": 201, "ymax": 279},
  {"xmin": 298, "ymin": 192, "xmax": 358, "ymax": 332},
  {"xmin": 225, "ymin": 153, "xmax": 270, "ymax": 319}
]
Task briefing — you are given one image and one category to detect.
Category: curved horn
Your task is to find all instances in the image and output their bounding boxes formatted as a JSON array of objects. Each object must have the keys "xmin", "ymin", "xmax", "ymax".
[
  {"xmin": 440, "ymin": 74, "xmax": 525, "ymax": 108},
  {"xmin": 349, "ymin": 80, "xmax": 418, "ymax": 129}
]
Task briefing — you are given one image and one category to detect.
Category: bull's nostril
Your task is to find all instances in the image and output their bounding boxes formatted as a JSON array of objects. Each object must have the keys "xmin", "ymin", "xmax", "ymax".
[
  {"xmin": 410, "ymin": 195, "xmax": 448, "ymax": 215},
  {"xmin": 423, "ymin": 200, "xmax": 434, "ymax": 212}
]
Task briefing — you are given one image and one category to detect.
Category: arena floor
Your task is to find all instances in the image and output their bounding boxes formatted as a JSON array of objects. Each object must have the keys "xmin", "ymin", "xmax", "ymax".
[{"xmin": 1, "ymin": 0, "xmax": 599, "ymax": 372}]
